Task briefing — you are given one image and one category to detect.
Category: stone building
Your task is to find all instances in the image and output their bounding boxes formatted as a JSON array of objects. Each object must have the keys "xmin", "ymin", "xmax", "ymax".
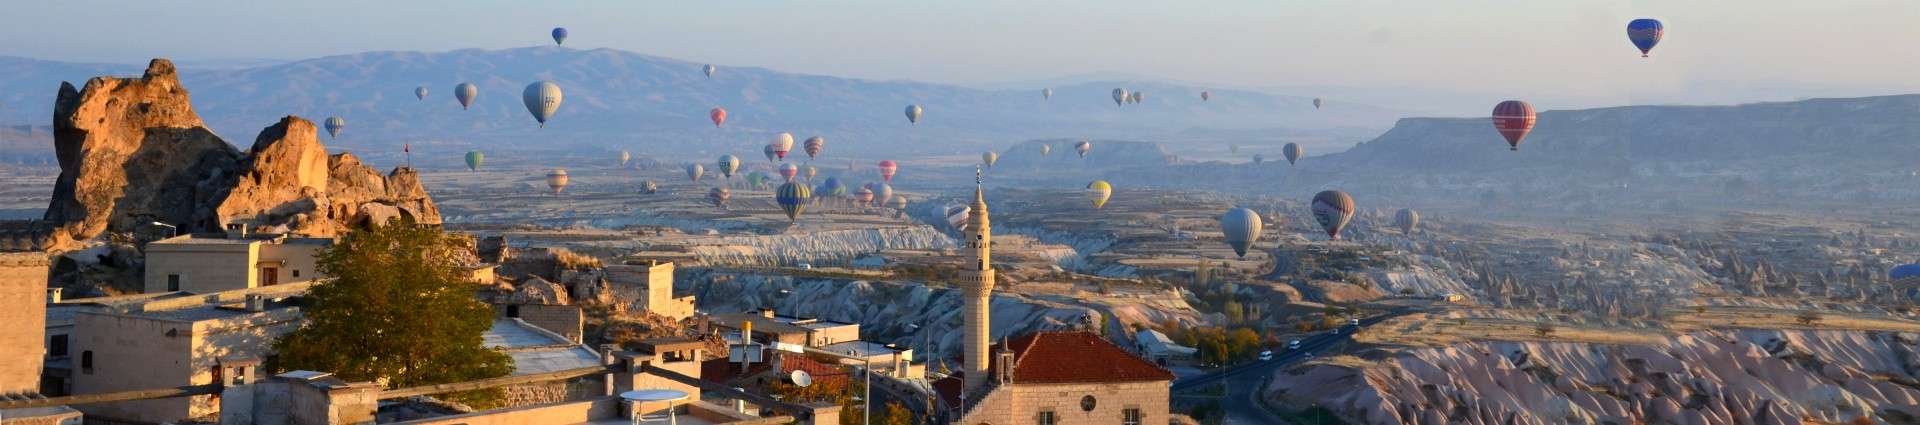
[
  {"xmin": 0, "ymin": 251, "xmax": 49, "ymax": 396},
  {"xmin": 142, "ymin": 230, "xmax": 331, "ymax": 294},
  {"xmin": 933, "ymin": 176, "xmax": 1175, "ymax": 425},
  {"xmin": 68, "ymin": 291, "xmax": 303, "ymax": 423},
  {"xmin": 705, "ymin": 309, "xmax": 860, "ymax": 351},
  {"xmin": 605, "ymin": 261, "xmax": 695, "ymax": 320}
]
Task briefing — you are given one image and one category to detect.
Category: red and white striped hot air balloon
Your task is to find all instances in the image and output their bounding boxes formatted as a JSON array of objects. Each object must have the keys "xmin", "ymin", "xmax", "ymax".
[{"xmin": 1490, "ymin": 100, "xmax": 1537, "ymax": 151}]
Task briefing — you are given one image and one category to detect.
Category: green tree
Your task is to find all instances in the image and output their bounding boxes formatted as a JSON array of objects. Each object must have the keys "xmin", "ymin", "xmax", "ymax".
[
  {"xmin": 874, "ymin": 401, "xmax": 915, "ymax": 425},
  {"xmin": 270, "ymin": 222, "xmax": 513, "ymax": 398}
]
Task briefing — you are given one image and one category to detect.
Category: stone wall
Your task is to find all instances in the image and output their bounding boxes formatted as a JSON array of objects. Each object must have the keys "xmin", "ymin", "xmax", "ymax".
[
  {"xmin": 0, "ymin": 253, "xmax": 48, "ymax": 395},
  {"xmin": 496, "ymin": 304, "xmax": 583, "ymax": 344},
  {"xmin": 963, "ymin": 381, "xmax": 1170, "ymax": 425}
]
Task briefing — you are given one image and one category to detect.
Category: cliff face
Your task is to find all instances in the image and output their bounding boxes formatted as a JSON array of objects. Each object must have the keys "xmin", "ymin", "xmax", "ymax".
[
  {"xmin": 1274, "ymin": 330, "xmax": 1920, "ymax": 424},
  {"xmin": 42, "ymin": 59, "xmax": 439, "ymax": 246}
]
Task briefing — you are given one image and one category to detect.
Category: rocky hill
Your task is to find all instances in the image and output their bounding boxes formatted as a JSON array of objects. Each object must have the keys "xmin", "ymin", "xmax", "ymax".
[
  {"xmin": 0, "ymin": 50, "xmax": 1404, "ymax": 160},
  {"xmin": 41, "ymin": 59, "xmax": 439, "ymax": 248}
]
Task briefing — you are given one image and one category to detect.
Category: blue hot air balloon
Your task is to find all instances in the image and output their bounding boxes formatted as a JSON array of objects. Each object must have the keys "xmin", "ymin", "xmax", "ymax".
[
  {"xmin": 1627, "ymin": 19, "xmax": 1663, "ymax": 58},
  {"xmin": 551, "ymin": 27, "xmax": 569, "ymax": 45},
  {"xmin": 1891, "ymin": 264, "xmax": 1920, "ymax": 281}
]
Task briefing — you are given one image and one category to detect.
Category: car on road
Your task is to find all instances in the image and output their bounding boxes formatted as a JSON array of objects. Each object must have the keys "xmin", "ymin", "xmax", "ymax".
[
  {"xmin": 1350, "ymin": 318, "xmax": 1360, "ymax": 326},
  {"xmin": 1259, "ymin": 350, "xmax": 1273, "ymax": 361},
  {"xmin": 1288, "ymin": 340, "xmax": 1301, "ymax": 350}
]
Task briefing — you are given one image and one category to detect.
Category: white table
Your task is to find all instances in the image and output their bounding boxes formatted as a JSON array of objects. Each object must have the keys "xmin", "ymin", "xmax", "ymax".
[{"xmin": 619, "ymin": 389, "xmax": 691, "ymax": 425}]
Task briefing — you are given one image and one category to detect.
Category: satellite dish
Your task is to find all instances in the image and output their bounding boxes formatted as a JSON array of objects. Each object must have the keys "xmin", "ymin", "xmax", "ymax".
[{"xmin": 790, "ymin": 370, "xmax": 813, "ymax": 388}]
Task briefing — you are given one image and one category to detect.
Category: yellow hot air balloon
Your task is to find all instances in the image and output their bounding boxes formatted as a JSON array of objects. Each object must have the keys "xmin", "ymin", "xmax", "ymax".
[
  {"xmin": 545, "ymin": 169, "xmax": 570, "ymax": 194},
  {"xmin": 1086, "ymin": 180, "xmax": 1112, "ymax": 209}
]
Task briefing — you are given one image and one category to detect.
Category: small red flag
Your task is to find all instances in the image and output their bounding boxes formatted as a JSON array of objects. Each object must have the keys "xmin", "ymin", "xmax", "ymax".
[{"xmin": 404, "ymin": 143, "xmax": 410, "ymax": 153}]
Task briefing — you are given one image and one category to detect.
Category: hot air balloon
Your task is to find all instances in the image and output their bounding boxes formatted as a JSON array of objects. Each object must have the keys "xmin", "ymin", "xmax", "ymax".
[
  {"xmin": 779, "ymin": 163, "xmax": 799, "ymax": 181},
  {"xmin": 1039, "ymin": 144, "xmax": 1052, "ymax": 157},
  {"xmin": 414, "ymin": 86, "xmax": 428, "ymax": 100},
  {"xmin": 1891, "ymin": 264, "xmax": 1920, "ymax": 281},
  {"xmin": 1283, "ymin": 143, "xmax": 1304, "ymax": 165},
  {"xmin": 1201, "ymin": 91, "xmax": 1211, "ymax": 102},
  {"xmin": 770, "ymin": 133, "xmax": 794, "ymax": 160},
  {"xmin": 464, "ymin": 151, "xmax": 484, "ymax": 171},
  {"xmin": 802, "ymin": 165, "xmax": 818, "ymax": 182},
  {"xmin": 686, "ymin": 163, "xmax": 705, "ymax": 182},
  {"xmin": 618, "ymin": 150, "xmax": 631, "ymax": 166},
  {"xmin": 1075, "ymin": 140, "xmax": 1092, "ymax": 158},
  {"xmin": 854, "ymin": 186, "xmax": 875, "ymax": 205},
  {"xmin": 981, "ymin": 151, "xmax": 999, "ymax": 168},
  {"xmin": 717, "ymin": 155, "xmax": 740, "ymax": 179},
  {"xmin": 1313, "ymin": 98, "xmax": 1324, "ymax": 109},
  {"xmin": 1131, "ymin": 91, "xmax": 1145, "ymax": 104},
  {"xmin": 323, "ymin": 117, "xmax": 345, "ymax": 139},
  {"xmin": 803, "ymin": 136, "xmax": 825, "ymax": 160},
  {"xmin": 1042, "ymin": 88, "xmax": 1053, "ymax": 100},
  {"xmin": 1220, "ymin": 207, "xmax": 1263, "ymax": 258},
  {"xmin": 1627, "ymin": 18, "xmax": 1664, "ymax": 57},
  {"xmin": 904, "ymin": 105, "xmax": 923, "ymax": 125},
  {"xmin": 777, "ymin": 182, "xmax": 812, "ymax": 221},
  {"xmin": 1252, "ymin": 154, "xmax": 1264, "ymax": 165},
  {"xmin": 1112, "ymin": 88, "xmax": 1128, "ymax": 107},
  {"xmin": 642, "ymin": 180, "xmax": 659, "ymax": 194},
  {"xmin": 762, "ymin": 144, "xmax": 777, "ymax": 162},
  {"xmin": 703, "ymin": 64, "xmax": 717, "ymax": 78},
  {"xmin": 545, "ymin": 169, "xmax": 570, "ymax": 194},
  {"xmin": 454, "ymin": 82, "xmax": 478, "ymax": 110},
  {"xmin": 888, "ymin": 195, "xmax": 908, "ymax": 209},
  {"xmin": 1086, "ymin": 180, "xmax": 1112, "ymax": 210},
  {"xmin": 944, "ymin": 204, "xmax": 972, "ymax": 231},
  {"xmin": 745, "ymin": 172, "xmax": 767, "ymax": 189},
  {"xmin": 551, "ymin": 27, "xmax": 568, "ymax": 45},
  {"xmin": 874, "ymin": 183, "xmax": 893, "ymax": 207},
  {"xmin": 817, "ymin": 177, "xmax": 846, "ymax": 197},
  {"xmin": 877, "ymin": 160, "xmax": 898, "ymax": 182},
  {"xmin": 1491, "ymin": 100, "xmax": 1537, "ymax": 151},
  {"xmin": 709, "ymin": 107, "xmax": 727, "ymax": 128},
  {"xmin": 1311, "ymin": 190, "xmax": 1355, "ymax": 240},
  {"xmin": 1394, "ymin": 208, "xmax": 1421, "ymax": 234},
  {"xmin": 522, "ymin": 81, "xmax": 563, "ymax": 127},
  {"xmin": 709, "ymin": 187, "xmax": 732, "ymax": 208}
]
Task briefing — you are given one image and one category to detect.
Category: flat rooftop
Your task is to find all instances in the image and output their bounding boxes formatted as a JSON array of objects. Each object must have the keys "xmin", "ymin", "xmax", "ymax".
[{"xmin": 484, "ymin": 319, "xmax": 602, "ymax": 376}]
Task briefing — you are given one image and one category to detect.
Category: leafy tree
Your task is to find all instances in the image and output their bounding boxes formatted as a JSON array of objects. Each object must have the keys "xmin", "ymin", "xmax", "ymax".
[
  {"xmin": 270, "ymin": 221, "xmax": 513, "ymax": 400},
  {"xmin": 874, "ymin": 401, "xmax": 914, "ymax": 425}
]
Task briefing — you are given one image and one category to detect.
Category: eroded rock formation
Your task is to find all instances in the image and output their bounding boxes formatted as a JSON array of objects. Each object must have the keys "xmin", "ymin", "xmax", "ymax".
[{"xmin": 42, "ymin": 59, "xmax": 438, "ymax": 248}]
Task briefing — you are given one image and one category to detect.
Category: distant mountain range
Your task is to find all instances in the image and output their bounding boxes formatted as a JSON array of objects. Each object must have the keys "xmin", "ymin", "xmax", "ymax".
[{"xmin": 0, "ymin": 48, "xmax": 1406, "ymax": 159}]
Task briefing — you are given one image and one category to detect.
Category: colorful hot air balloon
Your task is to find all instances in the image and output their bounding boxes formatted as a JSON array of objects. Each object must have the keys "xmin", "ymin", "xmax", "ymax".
[
  {"xmin": 777, "ymin": 182, "xmax": 812, "ymax": 221},
  {"xmin": 709, "ymin": 187, "xmax": 731, "ymax": 208},
  {"xmin": 874, "ymin": 183, "xmax": 893, "ymax": 207},
  {"xmin": 904, "ymin": 105, "xmax": 923, "ymax": 125},
  {"xmin": 522, "ymin": 81, "xmax": 563, "ymax": 127},
  {"xmin": 414, "ymin": 86, "xmax": 428, "ymax": 100},
  {"xmin": 981, "ymin": 151, "xmax": 999, "ymax": 168},
  {"xmin": 686, "ymin": 163, "xmax": 705, "ymax": 182},
  {"xmin": 779, "ymin": 163, "xmax": 799, "ymax": 181},
  {"xmin": 1112, "ymin": 88, "xmax": 1128, "ymax": 107},
  {"xmin": 1220, "ymin": 207, "xmax": 1263, "ymax": 258},
  {"xmin": 1075, "ymin": 140, "xmax": 1092, "ymax": 158},
  {"xmin": 618, "ymin": 150, "xmax": 631, "ymax": 166},
  {"xmin": 802, "ymin": 165, "xmax": 818, "ymax": 182},
  {"xmin": 1394, "ymin": 208, "xmax": 1421, "ymax": 234},
  {"xmin": 1491, "ymin": 100, "xmax": 1537, "ymax": 151},
  {"xmin": 803, "ymin": 136, "xmax": 825, "ymax": 160},
  {"xmin": 877, "ymin": 160, "xmax": 898, "ymax": 182},
  {"xmin": 1086, "ymin": 180, "xmax": 1112, "ymax": 210},
  {"xmin": 770, "ymin": 133, "xmax": 794, "ymax": 160},
  {"xmin": 1042, "ymin": 88, "xmax": 1053, "ymax": 100},
  {"xmin": 1627, "ymin": 18, "xmax": 1664, "ymax": 58},
  {"xmin": 642, "ymin": 180, "xmax": 659, "ymax": 194},
  {"xmin": 703, "ymin": 64, "xmax": 717, "ymax": 78},
  {"xmin": 545, "ymin": 169, "xmax": 570, "ymax": 194},
  {"xmin": 454, "ymin": 82, "xmax": 478, "ymax": 110},
  {"xmin": 945, "ymin": 204, "xmax": 971, "ymax": 231},
  {"xmin": 1201, "ymin": 91, "xmax": 1211, "ymax": 102},
  {"xmin": 717, "ymin": 155, "xmax": 740, "ymax": 179},
  {"xmin": 817, "ymin": 177, "xmax": 847, "ymax": 197},
  {"xmin": 464, "ymin": 151, "xmax": 484, "ymax": 171},
  {"xmin": 709, "ymin": 107, "xmax": 727, "ymax": 128},
  {"xmin": 1283, "ymin": 143, "xmax": 1304, "ymax": 165},
  {"xmin": 1313, "ymin": 98, "xmax": 1324, "ymax": 109},
  {"xmin": 1311, "ymin": 190, "xmax": 1355, "ymax": 240},
  {"xmin": 323, "ymin": 117, "xmax": 345, "ymax": 139},
  {"xmin": 854, "ymin": 186, "xmax": 875, "ymax": 205},
  {"xmin": 551, "ymin": 27, "xmax": 568, "ymax": 45},
  {"xmin": 746, "ymin": 172, "xmax": 767, "ymax": 189}
]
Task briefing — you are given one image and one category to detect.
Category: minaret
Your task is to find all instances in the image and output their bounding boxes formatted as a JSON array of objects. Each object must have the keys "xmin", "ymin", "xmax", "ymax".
[{"xmin": 960, "ymin": 166, "xmax": 995, "ymax": 393}]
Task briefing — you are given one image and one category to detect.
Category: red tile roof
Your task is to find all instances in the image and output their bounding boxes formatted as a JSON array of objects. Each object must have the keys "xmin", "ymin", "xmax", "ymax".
[
  {"xmin": 699, "ymin": 348, "xmax": 850, "ymax": 386},
  {"xmin": 996, "ymin": 331, "xmax": 1175, "ymax": 384}
]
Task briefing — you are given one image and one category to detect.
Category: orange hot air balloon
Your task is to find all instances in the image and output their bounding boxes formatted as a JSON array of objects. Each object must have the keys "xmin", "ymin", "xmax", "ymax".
[{"xmin": 709, "ymin": 107, "xmax": 728, "ymax": 128}]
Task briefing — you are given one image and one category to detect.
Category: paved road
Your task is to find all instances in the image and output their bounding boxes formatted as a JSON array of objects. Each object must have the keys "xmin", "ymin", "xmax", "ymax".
[{"xmin": 1171, "ymin": 314, "xmax": 1398, "ymax": 424}]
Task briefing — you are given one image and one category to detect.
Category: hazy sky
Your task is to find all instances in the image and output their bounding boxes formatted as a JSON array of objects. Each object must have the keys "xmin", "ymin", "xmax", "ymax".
[{"xmin": 8, "ymin": 0, "xmax": 1920, "ymax": 115}]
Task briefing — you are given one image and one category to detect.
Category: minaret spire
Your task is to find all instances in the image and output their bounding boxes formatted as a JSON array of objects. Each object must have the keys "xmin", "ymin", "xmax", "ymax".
[{"xmin": 961, "ymin": 164, "xmax": 996, "ymax": 394}]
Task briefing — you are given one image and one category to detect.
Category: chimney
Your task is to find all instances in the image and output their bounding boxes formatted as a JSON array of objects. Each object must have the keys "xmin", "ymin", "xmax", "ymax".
[
  {"xmin": 226, "ymin": 223, "xmax": 249, "ymax": 240},
  {"xmin": 46, "ymin": 288, "xmax": 62, "ymax": 304},
  {"xmin": 244, "ymin": 294, "xmax": 268, "ymax": 312},
  {"xmin": 759, "ymin": 308, "xmax": 776, "ymax": 319}
]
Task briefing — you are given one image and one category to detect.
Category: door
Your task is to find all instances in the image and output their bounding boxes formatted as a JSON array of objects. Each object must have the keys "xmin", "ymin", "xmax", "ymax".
[{"xmin": 260, "ymin": 267, "xmax": 279, "ymax": 286}]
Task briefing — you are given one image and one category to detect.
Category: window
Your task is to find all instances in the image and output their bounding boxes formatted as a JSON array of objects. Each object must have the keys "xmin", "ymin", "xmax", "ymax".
[
  {"xmin": 48, "ymin": 335, "xmax": 67, "ymax": 357},
  {"xmin": 167, "ymin": 274, "xmax": 181, "ymax": 291},
  {"xmin": 1122, "ymin": 408, "xmax": 1142, "ymax": 425},
  {"xmin": 1035, "ymin": 410, "xmax": 1056, "ymax": 425},
  {"xmin": 506, "ymin": 305, "xmax": 521, "ymax": 318},
  {"xmin": 80, "ymin": 351, "xmax": 93, "ymax": 374},
  {"xmin": 1079, "ymin": 395, "xmax": 1097, "ymax": 412},
  {"xmin": 292, "ymin": 269, "xmax": 301, "ymax": 278}
]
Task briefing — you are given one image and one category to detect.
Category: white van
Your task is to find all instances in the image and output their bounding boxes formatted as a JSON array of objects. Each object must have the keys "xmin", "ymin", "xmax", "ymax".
[
  {"xmin": 1288, "ymin": 340, "xmax": 1301, "ymax": 350},
  {"xmin": 1259, "ymin": 350, "xmax": 1274, "ymax": 361}
]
